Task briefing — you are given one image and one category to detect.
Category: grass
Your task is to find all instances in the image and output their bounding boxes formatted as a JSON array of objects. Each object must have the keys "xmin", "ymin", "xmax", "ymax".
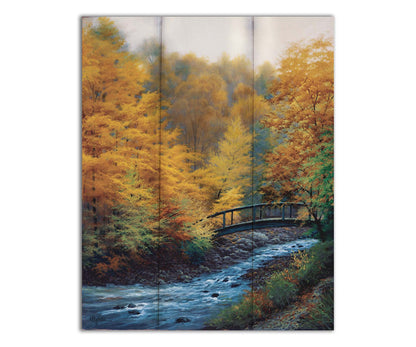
[
  {"xmin": 298, "ymin": 285, "xmax": 334, "ymax": 330},
  {"xmin": 207, "ymin": 240, "xmax": 334, "ymax": 330},
  {"xmin": 266, "ymin": 274, "xmax": 298, "ymax": 308},
  {"xmin": 208, "ymin": 294, "xmax": 262, "ymax": 330}
]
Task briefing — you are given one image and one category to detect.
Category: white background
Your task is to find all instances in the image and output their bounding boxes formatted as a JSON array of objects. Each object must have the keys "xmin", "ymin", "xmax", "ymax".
[{"xmin": 1, "ymin": 1, "xmax": 415, "ymax": 346}]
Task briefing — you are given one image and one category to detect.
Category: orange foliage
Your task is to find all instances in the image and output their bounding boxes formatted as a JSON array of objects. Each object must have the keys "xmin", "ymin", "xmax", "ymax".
[{"xmin": 262, "ymin": 38, "xmax": 334, "ymax": 222}]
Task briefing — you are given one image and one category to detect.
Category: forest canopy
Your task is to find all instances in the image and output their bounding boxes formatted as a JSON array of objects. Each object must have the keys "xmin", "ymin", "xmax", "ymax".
[{"xmin": 82, "ymin": 18, "xmax": 334, "ymax": 282}]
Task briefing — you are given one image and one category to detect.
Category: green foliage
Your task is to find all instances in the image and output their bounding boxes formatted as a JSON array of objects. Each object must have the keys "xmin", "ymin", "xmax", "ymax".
[
  {"xmin": 184, "ymin": 235, "xmax": 212, "ymax": 264},
  {"xmin": 247, "ymin": 121, "xmax": 274, "ymax": 205},
  {"xmin": 302, "ymin": 222, "xmax": 333, "ymax": 242},
  {"xmin": 266, "ymin": 274, "xmax": 298, "ymax": 308},
  {"xmin": 82, "ymin": 224, "xmax": 104, "ymax": 270},
  {"xmin": 261, "ymin": 39, "xmax": 334, "ymax": 240},
  {"xmin": 254, "ymin": 61, "xmax": 275, "ymax": 96},
  {"xmin": 322, "ymin": 218, "xmax": 334, "ymax": 241},
  {"xmin": 112, "ymin": 204, "xmax": 159, "ymax": 256},
  {"xmin": 297, "ymin": 132, "xmax": 334, "ymax": 240},
  {"xmin": 301, "ymin": 227, "xmax": 319, "ymax": 239},
  {"xmin": 209, "ymin": 241, "xmax": 334, "ymax": 329},
  {"xmin": 298, "ymin": 285, "xmax": 334, "ymax": 330},
  {"xmin": 208, "ymin": 274, "xmax": 298, "ymax": 329},
  {"xmin": 295, "ymin": 241, "xmax": 334, "ymax": 289},
  {"xmin": 207, "ymin": 294, "xmax": 262, "ymax": 330},
  {"xmin": 82, "ymin": 19, "xmax": 334, "ymax": 287}
]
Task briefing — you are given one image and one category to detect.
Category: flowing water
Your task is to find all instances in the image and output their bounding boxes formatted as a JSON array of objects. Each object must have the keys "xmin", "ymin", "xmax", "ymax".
[{"xmin": 82, "ymin": 238, "xmax": 318, "ymax": 330}]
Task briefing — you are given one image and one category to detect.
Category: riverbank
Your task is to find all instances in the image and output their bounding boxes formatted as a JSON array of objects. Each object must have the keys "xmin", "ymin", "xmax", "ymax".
[
  {"xmin": 82, "ymin": 238, "xmax": 319, "ymax": 329},
  {"xmin": 254, "ymin": 277, "xmax": 334, "ymax": 330},
  {"xmin": 206, "ymin": 241, "xmax": 334, "ymax": 330},
  {"xmin": 83, "ymin": 226, "xmax": 309, "ymax": 286},
  {"xmin": 240, "ymin": 255, "xmax": 293, "ymax": 289}
]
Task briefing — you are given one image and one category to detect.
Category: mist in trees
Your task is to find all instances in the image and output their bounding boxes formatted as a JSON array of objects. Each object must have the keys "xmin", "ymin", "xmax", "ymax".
[{"xmin": 82, "ymin": 18, "xmax": 334, "ymax": 280}]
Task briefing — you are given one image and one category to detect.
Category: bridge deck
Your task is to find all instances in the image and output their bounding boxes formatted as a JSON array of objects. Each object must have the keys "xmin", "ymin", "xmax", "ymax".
[
  {"xmin": 195, "ymin": 202, "xmax": 313, "ymax": 237},
  {"xmin": 213, "ymin": 217, "xmax": 309, "ymax": 237}
]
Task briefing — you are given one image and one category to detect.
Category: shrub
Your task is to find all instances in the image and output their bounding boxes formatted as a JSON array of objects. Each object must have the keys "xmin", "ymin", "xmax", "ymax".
[
  {"xmin": 266, "ymin": 274, "xmax": 298, "ymax": 308},
  {"xmin": 302, "ymin": 227, "xmax": 319, "ymax": 239},
  {"xmin": 259, "ymin": 241, "xmax": 334, "ymax": 295},
  {"xmin": 295, "ymin": 258, "xmax": 322, "ymax": 289},
  {"xmin": 208, "ymin": 289, "xmax": 276, "ymax": 330},
  {"xmin": 184, "ymin": 235, "xmax": 212, "ymax": 264},
  {"xmin": 302, "ymin": 219, "xmax": 334, "ymax": 241},
  {"xmin": 208, "ymin": 293, "xmax": 262, "ymax": 330},
  {"xmin": 208, "ymin": 241, "xmax": 334, "ymax": 329},
  {"xmin": 293, "ymin": 241, "xmax": 334, "ymax": 290},
  {"xmin": 298, "ymin": 285, "xmax": 334, "ymax": 330},
  {"xmin": 322, "ymin": 218, "xmax": 334, "ymax": 241}
]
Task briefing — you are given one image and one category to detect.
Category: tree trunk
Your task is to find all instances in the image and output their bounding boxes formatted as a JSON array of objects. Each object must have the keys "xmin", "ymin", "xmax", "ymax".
[{"xmin": 315, "ymin": 218, "xmax": 324, "ymax": 241}]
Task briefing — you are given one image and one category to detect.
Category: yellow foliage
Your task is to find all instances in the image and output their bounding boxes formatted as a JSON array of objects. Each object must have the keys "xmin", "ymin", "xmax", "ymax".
[
  {"xmin": 212, "ymin": 187, "xmax": 244, "ymax": 225},
  {"xmin": 82, "ymin": 19, "xmax": 161, "ymax": 231},
  {"xmin": 168, "ymin": 72, "xmax": 228, "ymax": 154},
  {"xmin": 209, "ymin": 116, "xmax": 252, "ymax": 193},
  {"xmin": 262, "ymin": 38, "xmax": 334, "ymax": 213},
  {"xmin": 230, "ymin": 83, "xmax": 270, "ymax": 127}
]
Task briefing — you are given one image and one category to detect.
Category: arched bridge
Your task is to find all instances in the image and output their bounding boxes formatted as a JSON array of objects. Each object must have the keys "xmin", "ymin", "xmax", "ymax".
[{"xmin": 199, "ymin": 202, "xmax": 312, "ymax": 237}]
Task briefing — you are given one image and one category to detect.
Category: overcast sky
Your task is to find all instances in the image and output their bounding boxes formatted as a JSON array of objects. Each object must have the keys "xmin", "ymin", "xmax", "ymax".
[
  {"xmin": 254, "ymin": 17, "xmax": 333, "ymax": 66},
  {"xmin": 86, "ymin": 16, "xmax": 333, "ymax": 68}
]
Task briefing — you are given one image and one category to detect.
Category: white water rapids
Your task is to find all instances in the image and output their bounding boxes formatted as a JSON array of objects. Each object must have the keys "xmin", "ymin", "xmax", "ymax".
[{"xmin": 82, "ymin": 238, "xmax": 318, "ymax": 329}]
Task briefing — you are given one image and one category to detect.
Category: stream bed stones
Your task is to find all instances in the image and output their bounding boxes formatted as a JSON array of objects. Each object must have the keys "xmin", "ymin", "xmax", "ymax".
[{"xmin": 155, "ymin": 226, "xmax": 308, "ymax": 285}]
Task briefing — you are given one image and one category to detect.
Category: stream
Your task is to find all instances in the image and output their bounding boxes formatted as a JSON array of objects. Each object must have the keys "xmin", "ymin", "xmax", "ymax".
[{"xmin": 82, "ymin": 238, "xmax": 318, "ymax": 330}]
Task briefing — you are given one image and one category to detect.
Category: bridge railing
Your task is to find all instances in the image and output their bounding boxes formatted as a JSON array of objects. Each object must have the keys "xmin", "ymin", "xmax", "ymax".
[{"xmin": 202, "ymin": 202, "xmax": 309, "ymax": 230}]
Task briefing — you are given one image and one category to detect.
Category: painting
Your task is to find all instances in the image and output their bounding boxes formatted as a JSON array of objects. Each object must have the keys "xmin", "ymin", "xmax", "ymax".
[{"xmin": 82, "ymin": 16, "xmax": 334, "ymax": 330}]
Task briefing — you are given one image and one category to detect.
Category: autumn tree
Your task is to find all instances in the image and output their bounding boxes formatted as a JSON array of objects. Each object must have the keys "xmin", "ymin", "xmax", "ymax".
[
  {"xmin": 137, "ymin": 38, "xmax": 161, "ymax": 92},
  {"xmin": 82, "ymin": 18, "xmax": 151, "ymax": 228},
  {"xmin": 230, "ymin": 82, "xmax": 270, "ymax": 128},
  {"xmin": 214, "ymin": 54, "xmax": 253, "ymax": 106},
  {"xmin": 82, "ymin": 17, "xmax": 170, "ymax": 279},
  {"xmin": 262, "ymin": 38, "xmax": 334, "ymax": 238},
  {"xmin": 254, "ymin": 61, "xmax": 276, "ymax": 97},
  {"xmin": 82, "ymin": 19, "xmax": 221, "ymax": 276},
  {"xmin": 173, "ymin": 53, "xmax": 211, "ymax": 81},
  {"xmin": 298, "ymin": 133, "xmax": 334, "ymax": 239},
  {"xmin": 207, "ymin": 116, "xmax": 252, "ymax": 222},
  {"xmin": 228, "ymin": 83, "xmax": 271, "ymax": 205},
  {"xmin": 168, "ymin": 73, "xmax": 228, "ymax": 157}
]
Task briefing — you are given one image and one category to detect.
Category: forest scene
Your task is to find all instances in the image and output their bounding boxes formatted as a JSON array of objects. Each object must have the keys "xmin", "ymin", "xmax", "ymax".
[{"xmin": 82, "ymin": 16, "xmax": 334, "ymax": 330}]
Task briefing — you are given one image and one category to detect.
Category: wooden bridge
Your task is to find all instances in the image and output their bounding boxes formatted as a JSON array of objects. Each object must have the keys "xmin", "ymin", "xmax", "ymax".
[{"xmin": 200, "ymin": 202, "xmax": 312, "ymax": 237}]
